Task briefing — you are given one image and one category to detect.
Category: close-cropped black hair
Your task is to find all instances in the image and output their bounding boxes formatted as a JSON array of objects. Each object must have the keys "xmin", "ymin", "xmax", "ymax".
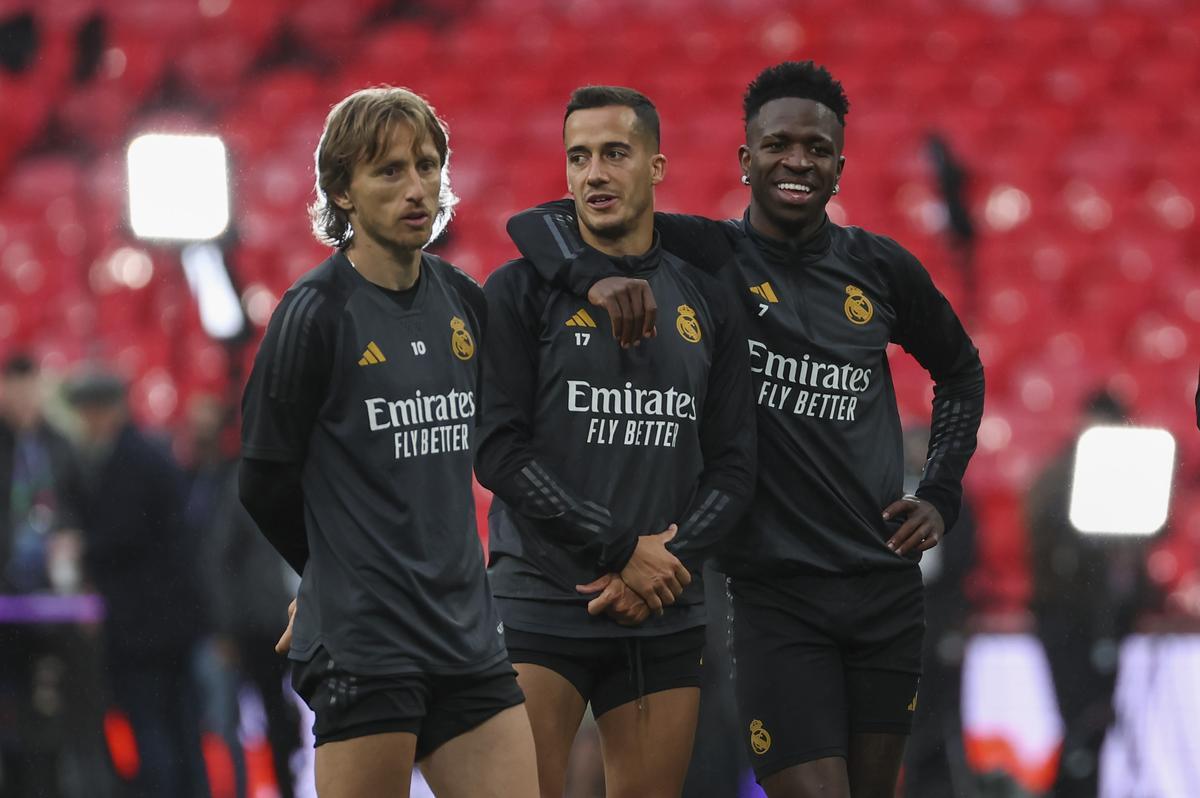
[
  {"xmin": 743, "ymin": 61, "xmax": 850, "ymax": 128},
  {"xmin": 565, "ymin": 85, "xmax": 661, "ymax": 149}
]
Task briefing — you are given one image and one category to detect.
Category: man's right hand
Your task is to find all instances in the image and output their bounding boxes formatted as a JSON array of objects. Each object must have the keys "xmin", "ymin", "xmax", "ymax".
[
  {"xmin": 587, "ymin": 277, "xmax": 657, "ymax": 348},
  {"xmin": 275, "ymin": 598, "xmax": 297, "ymax": 655},
  {"xmin": 619, "ymin": 524, "xmax": 690, "ymax": 615}
]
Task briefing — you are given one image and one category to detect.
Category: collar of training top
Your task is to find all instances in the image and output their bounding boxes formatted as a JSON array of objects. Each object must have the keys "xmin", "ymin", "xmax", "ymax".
[
  {"xmin": 742, "ymin": 209, "xmax": 833, "ymax": 265},
  {"xmin": 604, "ymin": 231, "xmax": 664, "ymax": 276}
]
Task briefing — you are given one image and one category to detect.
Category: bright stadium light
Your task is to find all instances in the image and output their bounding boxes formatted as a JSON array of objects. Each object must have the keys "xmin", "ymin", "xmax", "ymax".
[
  {"xmin": 1069, "ymin": 426, "xmax": 1176, "ymax": 536},
  {"xmin": 181, "ymin": 242, "xmax": 245, "ymax": 341},
  {"xmin": 127, "ymin": 134, "xmax": 230, "ymax": 241}
]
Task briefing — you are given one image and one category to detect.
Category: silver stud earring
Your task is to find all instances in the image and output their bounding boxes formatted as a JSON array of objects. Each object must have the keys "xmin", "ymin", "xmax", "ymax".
[
  {"xmin": 832, "ymin": 183, "xmax": 840, "ymax": 195},
  {"xmin": 740, "ymin": 174, "xmax": 750, "ymax": 185}
]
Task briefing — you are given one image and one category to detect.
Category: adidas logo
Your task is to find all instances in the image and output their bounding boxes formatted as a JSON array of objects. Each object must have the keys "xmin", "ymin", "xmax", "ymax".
[
  {"xmin": 358, "ymin": 341, "xmax": 387, "ymax": 366},
  {"xmin": 750, "ymin": 282, "xmax": 779, "ymax": 303},
  {"xmin": 565, "ymin": 309, "xmax": 597, "ymax": 328}
]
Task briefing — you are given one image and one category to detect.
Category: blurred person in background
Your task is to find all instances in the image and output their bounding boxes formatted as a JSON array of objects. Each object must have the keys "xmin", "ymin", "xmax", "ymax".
[
  {"xmin": 0, "ymin": 354, "xmax": 110, "ymax": 798},
  {"xmin": 508, "ymin": 61, "xmax": 985, "ymax": 798},
  {"xmin": 65, "ymin": 368, "xmax": 209, "ymax": 798},
  {"xmin": 1026, "ymin": 389, "xmax": 1154, "ymax": 798},
  {"xmin": 183, "ymin": 395, "xmax": 300, "ymax": 798},
  {"xmin": 239, "ymin": 86, "xmax": 538, "ymax": 798},
  {"xmin": 900, "ymin": 425, "xmax": 977, "ymax": 798}
]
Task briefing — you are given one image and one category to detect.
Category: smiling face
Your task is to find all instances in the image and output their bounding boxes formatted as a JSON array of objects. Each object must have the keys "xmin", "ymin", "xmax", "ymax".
[
  {"xmin": 334, "ymin": 121, "xmax": 442, "ymax": 259},
  {"xmin": 740, "ymin": 97, "xmax": 845, "ymax": 241},
  {"xmin": 564, "ymin": 105, "xmax": 665, "ymax": 253}
]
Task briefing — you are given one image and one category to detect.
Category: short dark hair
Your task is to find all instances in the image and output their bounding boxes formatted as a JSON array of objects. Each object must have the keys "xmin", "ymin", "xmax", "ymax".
[
  {"xmin": 2, "ymin": 353, "xmax": 36, "ymax": 378},
  {"xmin": 564, "ymin": 85, "xmax": 661, "ymax": 149},
  {"xmin": 743, "ymin": 61, "xmax": 850, "ymax": 128}
]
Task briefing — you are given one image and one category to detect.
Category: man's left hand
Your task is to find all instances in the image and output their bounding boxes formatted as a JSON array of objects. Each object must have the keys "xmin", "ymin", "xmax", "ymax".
[
  {"xmin": 576, "ymin": 573, "xmax": 652, "ymax": 627},
  {"xmin": 882, "ymin": 496, "xmax": 945, "ymax": 555}
]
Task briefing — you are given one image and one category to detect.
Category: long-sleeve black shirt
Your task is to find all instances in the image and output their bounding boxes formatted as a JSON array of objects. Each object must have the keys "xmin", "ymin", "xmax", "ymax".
[
  {"xmin": 475, "ymin": 239, "xmax": 757, "ymax": 637},
  {"xmin": 508, "ymin": 202, "xmax": 984, "ymax": 578}
]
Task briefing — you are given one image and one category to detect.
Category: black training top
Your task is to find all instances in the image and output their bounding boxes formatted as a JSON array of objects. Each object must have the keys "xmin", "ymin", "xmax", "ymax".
[
  {"xmin": 241, "ymin": 250, "xmax": 507, "ymax": 675},
  {"xmin": 508, "ymin": 203, "xmax": 984, "ymax": 578},
  {"xmin": 475, "ymin": 239, "xmax": 756, "ymax": 637}
]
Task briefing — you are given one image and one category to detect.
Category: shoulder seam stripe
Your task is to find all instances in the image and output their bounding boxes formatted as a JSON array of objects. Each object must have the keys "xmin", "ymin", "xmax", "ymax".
[
  {"xmin": 277, "ymin": 288, "xmax": 323, "ymax": 402},
  {"xmin": 286, "ymin": 291, "xmax": 324, "ymax": 400},
  {"xmin": 269, "ymin": 287, "xmax": 314, "ymax": 400}
]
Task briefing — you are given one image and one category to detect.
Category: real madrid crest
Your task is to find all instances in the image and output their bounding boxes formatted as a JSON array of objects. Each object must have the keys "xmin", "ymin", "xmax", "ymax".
[
  {"xmin": 749, "ymin": 719, "xmax": 771, "ymax": 755},
  {"xmin": 676, "ymin": 304, "xmax": 702, "ymax": 344},
  {"xmin": 450, "ymin": 316, "xmax": 475, "ymax": 360},
  {"xmin": 844, "ymin": 285, "xmax": 873, "ymax": 325}
]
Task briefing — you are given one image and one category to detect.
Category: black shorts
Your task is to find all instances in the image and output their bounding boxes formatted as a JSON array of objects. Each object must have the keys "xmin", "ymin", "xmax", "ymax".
[
  {"xmin": 290, "ymin": 648, "xmax": 525, "ymax": 759},
  {"xmin": 503, "ymin": 626, "xmax": 705, "ymax": 718},
  {"xmin": 728, "ymin": 567, "xmax": 924, "ymax": 781}
]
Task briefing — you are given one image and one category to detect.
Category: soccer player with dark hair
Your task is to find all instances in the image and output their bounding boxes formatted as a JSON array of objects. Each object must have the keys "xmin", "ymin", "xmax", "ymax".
[
  {"xmin": 476, "ymin": 85, "xmax": 756, "ymax": 798},
  {"xmin": 239, "ymin": 86, "xmax": 538, "ymax": 798},
  {"xmin": 507, "ymin": 62, "xmax": 985, "ymax": 798}
]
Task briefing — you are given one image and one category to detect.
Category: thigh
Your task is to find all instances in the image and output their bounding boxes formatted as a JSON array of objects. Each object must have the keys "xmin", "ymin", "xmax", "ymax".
[
  {"xmin": 595, "ymin": 686, "xmax": 700, "ymax": 798},
  {"xmin": 419, "ymin": 704, "xmax": 538, "ymax": 798},
  {"xmin": 314, "ymin": 732, "xmax": 415, "ymax": 798},
  {"xmin": 510, "ymin": 663, "xmax": 587, "ymax": 797},
  {"xmin": 587, "ymin": 625, "xmax": 706, "ymax": 798},
  {"xmin": 730, "ymin": 589, "xmax": 849, "ymax": 783},
  {"xmin": 590, "ymin": 627, "xmax": 706, "ymax": 718},
  {"xmin": 843, "ymin": 570, "xmax": 923, "ymax": 738},
  {"xmin": 504, "ymin": 629, "xmax": 599, "ymax": 797}
]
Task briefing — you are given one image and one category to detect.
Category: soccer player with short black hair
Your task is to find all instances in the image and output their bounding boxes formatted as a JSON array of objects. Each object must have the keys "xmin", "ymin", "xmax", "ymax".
[
  {"xmin": 507, "ymin": 61, "xmax": 985, "ymax": 798},
  {"xmin": 239, "ymin": 86, "xmax": 538, "ymax": 798},
  {"xmin": 476, "ymin": 85, "xmax": 756, "ymax": 798}
]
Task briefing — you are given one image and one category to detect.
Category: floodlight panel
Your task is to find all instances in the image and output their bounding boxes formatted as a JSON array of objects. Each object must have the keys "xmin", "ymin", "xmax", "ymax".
[
  {"xmin": 1069, "ymin": 426, "xmax": 1175, "ymax": 536},
  {"xmin": 127, "ymin": 134, "xmax": 230, "ymax": 241}
]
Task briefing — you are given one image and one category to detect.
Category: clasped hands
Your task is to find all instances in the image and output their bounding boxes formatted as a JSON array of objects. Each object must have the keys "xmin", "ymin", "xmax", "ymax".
[{"xmin": 576, "ymin": 524, "xmax": 691, "ymax": 627}]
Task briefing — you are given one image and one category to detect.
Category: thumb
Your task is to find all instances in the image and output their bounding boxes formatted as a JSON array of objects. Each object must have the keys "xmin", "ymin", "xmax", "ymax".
[
  {"xmin": 576, "ymin": 574, "xmax": 613, "ymax": 594},
  {"xmin": 661, "ymin": 523, "xmax": 679, "ymax": 543},
  {"xmin": 587, "ymin": 588, "xmax": 619, "ymax": 616}
]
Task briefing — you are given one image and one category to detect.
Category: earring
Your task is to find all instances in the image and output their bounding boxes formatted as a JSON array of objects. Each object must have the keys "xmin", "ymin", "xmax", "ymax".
[
  {"xmin": 832, "ymin": 183, "xmax": 840, "ymax": 195},
  {"xmin": 740, "ymin": 174, "xmax": 750, "ymax": 185}
]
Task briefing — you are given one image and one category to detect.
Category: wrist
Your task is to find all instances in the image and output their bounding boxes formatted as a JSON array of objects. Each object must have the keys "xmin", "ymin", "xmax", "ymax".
[{"xmin": 603, "ymin": 534, "xmax": 639, "ymax": 574}]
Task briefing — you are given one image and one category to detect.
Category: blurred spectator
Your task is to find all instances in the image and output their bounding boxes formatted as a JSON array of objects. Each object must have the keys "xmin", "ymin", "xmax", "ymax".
[
  {"xmin": 901, "ymin": 425, "xmax": 977, "ymax": 798},
  {"xmin": 1026, "ymin": 390, "xmax": 1154, "ymax": 798},
  {"xmin": 64, "ymin": 367, "xmax": 209, "ymax": 798},
  {"xmin": 0, "ymin": 354, "xmax": 111, "ymax": 798},
  {"xmin": 183, "ymin": 394, "xmax": 299, "ymax": 798},
  {"xmin": 1, "ymin": 354, "xmax": 82, "ymax": 595}
]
